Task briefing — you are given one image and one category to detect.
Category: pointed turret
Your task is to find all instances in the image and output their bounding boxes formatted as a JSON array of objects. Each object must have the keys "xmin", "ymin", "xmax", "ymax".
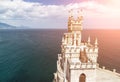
[
  {"xmin": 87, "ymin": 36, "xmax": 91, "ymax": 44},
  {"xmin": 62, "ymin": 37, "xmax": 64, "ymax": 44},
  {"xmin": 77, "ymin": 9, "xmax": 83, "ymax": 21},
  {"xmin": 68, "ymin": 9, "xmax": 74, "ymax": 22},
  {"xmin": 69, "ymin": 9, "xmax": 73, "ymax": 17},
  {"xmin": 95, "ymin": 38, "xmax": 98, "ymax": 47}
]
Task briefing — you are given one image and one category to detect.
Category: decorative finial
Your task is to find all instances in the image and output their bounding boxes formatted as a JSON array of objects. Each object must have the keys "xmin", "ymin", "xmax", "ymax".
[
  {"xmin": 113, "ymin": 69, "xmax": 116, "ymax": 73},
  {"xmin": 77, "ymin": 10, "xmax": 80, "ymax": 15},
  {"xmin": 62, "ymin": 37, "xmax": 64, "ymax": 43},
  {"xmin": 88, "ymin": 36, "xmax": 90, "ymax": 44},
  {"xmin": 95, "ymin": 38, "xmax": 98, "ymax": 47},
  {"xmin": 77, "ymin": 9, "xmax": 83, "ymax": 22},
  {"xmin": 69, "ymin": 9, "xmax": 73, "ymax": 17},
  {"xmin": 77, "ymin": 9, "xmax": 82, "ymax": 16}
]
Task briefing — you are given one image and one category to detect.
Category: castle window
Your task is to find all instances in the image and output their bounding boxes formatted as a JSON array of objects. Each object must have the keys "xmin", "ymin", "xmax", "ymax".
[{"xmin": 79, "ymin": 73, "xmax": 86, "ymax": 82}]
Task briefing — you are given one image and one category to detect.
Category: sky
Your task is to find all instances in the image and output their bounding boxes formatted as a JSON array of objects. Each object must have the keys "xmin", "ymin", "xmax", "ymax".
[{"xmin": 0, "ymin": 0, "xmax": 120, "ymax": 29}]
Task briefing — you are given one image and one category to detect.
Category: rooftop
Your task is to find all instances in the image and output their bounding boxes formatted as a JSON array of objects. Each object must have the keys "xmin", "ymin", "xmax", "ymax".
[{"xmin": 96, "ymin": 68, "xmax": 120, "ymax": 82}]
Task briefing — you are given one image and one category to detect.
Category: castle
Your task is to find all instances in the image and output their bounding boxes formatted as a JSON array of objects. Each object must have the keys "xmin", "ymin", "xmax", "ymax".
[{"xmin": 53, "ymin": 10, "xmax": 120, "ymax": 82}]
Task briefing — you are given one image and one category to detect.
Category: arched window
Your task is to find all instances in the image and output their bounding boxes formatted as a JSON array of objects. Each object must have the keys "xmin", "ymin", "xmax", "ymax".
[{"xmin": 79, "ymin": 73, "xmax": 86, "ymax": 82}]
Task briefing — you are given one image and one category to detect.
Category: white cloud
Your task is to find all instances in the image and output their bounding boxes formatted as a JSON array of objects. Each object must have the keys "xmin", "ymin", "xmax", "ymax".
[
  {"xmin": 0, "ymin": 0, "xmax": 120, "ymax": 29},
  {"xmin": 0, "ymin": 0, "xmax": 67, "ymax": 19}
]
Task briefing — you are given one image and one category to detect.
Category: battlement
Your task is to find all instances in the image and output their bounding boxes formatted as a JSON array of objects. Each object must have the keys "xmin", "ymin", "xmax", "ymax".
[
  {"xmin": 61, "ymin": 39, "xmax": 98, "ymax": 63},
  {"xmin": 62, "ymin": 45, "xmax": 98, "ymax": 53},
  {"xmin": 68, "ymin": 9, "xmax": 83, "ymax": 32},
  {"xmin": 70, "ymin": 63, "xmax": 97, "ymax": 69},
  {"xmin": 66, "ymin": 58, "xmax": 96, "ymax": 69}
]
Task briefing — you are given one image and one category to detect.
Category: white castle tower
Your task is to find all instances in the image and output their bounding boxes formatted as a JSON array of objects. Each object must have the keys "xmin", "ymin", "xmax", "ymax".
[{"xmin": 53, "ymin": 9, "xmax": 98, "ymax": 82}]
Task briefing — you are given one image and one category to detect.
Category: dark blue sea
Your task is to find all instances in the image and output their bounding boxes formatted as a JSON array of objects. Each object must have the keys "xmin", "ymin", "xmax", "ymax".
[{"xmin": 0, "ymin": 29, "xmax": 120, "ymax": 82}]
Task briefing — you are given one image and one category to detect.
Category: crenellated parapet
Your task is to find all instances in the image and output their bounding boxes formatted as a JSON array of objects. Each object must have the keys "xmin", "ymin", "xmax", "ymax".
[
  {"xmin": 61, "ymin": 37, "xmax": 98, "ymax": 61},
  {"xmin": 70, "ymin": 62, "xmax": 97, "ymax": 69},
  {"xmin": 65, "ymin": 58, "xmax": 97, "ymax": 71},
  {"xmin": 68, "ymin": 9, "xmax": 83, "ymax": 32}
]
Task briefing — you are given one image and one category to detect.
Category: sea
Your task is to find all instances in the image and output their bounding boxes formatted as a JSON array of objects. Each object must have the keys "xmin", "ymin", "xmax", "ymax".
[{"xmin": 0, "ymin": 29, "xmax": 120, "ymax": 82}]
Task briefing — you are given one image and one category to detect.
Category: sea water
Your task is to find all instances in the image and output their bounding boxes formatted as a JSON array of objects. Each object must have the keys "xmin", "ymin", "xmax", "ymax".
[{"xmin": 0, "ymin": 29, "xmax": 120, "ymax": 82}]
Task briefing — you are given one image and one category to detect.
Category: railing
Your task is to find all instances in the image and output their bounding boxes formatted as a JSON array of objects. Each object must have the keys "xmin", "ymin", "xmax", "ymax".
[{"xmin": 69, "ymin": 62, "xmax": 97, "ymax": 69}]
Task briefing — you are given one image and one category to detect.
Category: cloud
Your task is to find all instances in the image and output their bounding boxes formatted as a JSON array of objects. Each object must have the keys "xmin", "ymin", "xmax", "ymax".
[
  {"xmin": 0, "ymin": 0, "xmax": 67, "ymax": 20},
  {"xmin": 0, "ymin": 0, "xmax": 120, "ymax": 29}
]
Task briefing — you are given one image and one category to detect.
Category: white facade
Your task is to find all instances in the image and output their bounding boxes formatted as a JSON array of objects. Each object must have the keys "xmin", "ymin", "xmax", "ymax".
[{"xmin": 53, "ymin": 10, "xmax": 98, "ymax": 82}]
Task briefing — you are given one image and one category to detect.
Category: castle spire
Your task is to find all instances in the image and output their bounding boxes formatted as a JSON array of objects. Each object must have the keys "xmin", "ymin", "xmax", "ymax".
[
  {"xmin": 88, "ymin": 36, "xmax": 91, "ymax": 44},
  {"xmin": 69, "ymin": 9, "xmax": 73, "ymax": 17},
  {"xmin": 62, "ymin": 37, "xmax": 64, "ymax": 43},
  {"xmin": 77, "ymin": 9, "xmax": 82, "ymax": 16},
  {"xmin": 95, "ymin": 38, "xmax": 98, "ymax": 47},
  {"xmin": 77, "ymin": 9, "xmax": 83, "ymax": 20}
]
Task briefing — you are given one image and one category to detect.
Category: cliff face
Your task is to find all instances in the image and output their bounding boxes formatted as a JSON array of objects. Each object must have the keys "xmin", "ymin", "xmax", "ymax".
[
  {"xmin": 0, "ymin": 22, "xmax": 17, "ymax": 29},
  {"xmin": 0, "ymin": 22, "xmax": 29, "ymax": 29}
]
